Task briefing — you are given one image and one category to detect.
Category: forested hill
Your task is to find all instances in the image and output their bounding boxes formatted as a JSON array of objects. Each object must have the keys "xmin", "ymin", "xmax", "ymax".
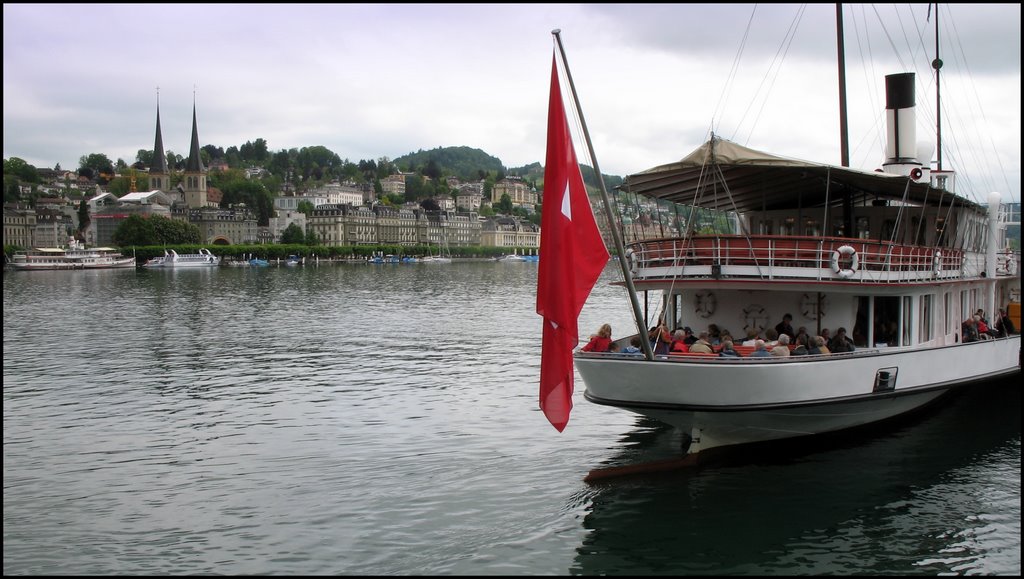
[
  {"xmin": 394, "ymin": 146, "xmax": 504, "ymax": 181},
  {"xmin": 394, "ymin": 145, "xmax": 623, "ymax": 191}
]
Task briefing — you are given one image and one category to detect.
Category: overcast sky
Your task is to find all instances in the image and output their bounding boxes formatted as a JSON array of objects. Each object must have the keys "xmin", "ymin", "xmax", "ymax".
[{"xmin": 3, "ymin": 3, "xmax": 1019, "ymax": 203}]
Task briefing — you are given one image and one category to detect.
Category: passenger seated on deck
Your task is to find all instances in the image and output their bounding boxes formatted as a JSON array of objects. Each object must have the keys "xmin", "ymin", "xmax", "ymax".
[
  {"xmin": 975, "ymin": 315, "xmax": 994, "ymax": 340},
  {"xmin": 689, "ymin": 332, "xmax": 714, "ymax": 354},
  {"xmin": 809, "ymin": 336, "xmax": 830, "ymax": 355},
  {"xmin": 622, "ymin": 336, "xmax": 643, "ymax": 354},
  {"xmin": 707, "ymin": 324, "xmax": 722, "ymax": 345},
  {"xmin": 791, "ymin": 333, "xmax": 810, "ymax": 356},
  {"xmin": 607, "ymin": 341, "xmax": 621, "ymax": 353},
  {"xmin": 763, "ymin": 327, "xmax": 780, "ymax": 349},
  {"xmin": 669, "ymin": 329, "xmax": 690, "ymax": 353},
  {"xmin": 774, "ymin": 313, "xmax": 795, "ymax": 340},
  {"xmin": 974, "ymin": 315, "xmax": 995, "ymax": 339},
  {"xmin": 649, "ymin": 322, "xmax": 672, "ymax": 355},
  {"xmin": 794, "ymin": 326, "xmax": 809, "ymax": 347},
  {"xmin": 718, "ymin": 340, "xmax": 740, "ymax": 357},
  {"xmin": 962, "ymin": 317, "xmax": 978, "ymax": 340},
  {"xmin": 995, "ymin": 308, "xmax": 1016, "ymax": 336},
  {"xmin": 829, "ymin": 327, "xmax": 855, "ymax": 352},
  {"xmin": 770, "ymin": 333, "xmax": 791, "ymax": 357},
  {"xmin": 742, "ymin": 327, "xmax": 761, "ymax": 347},
  {"xmin": 679, "ymin": 326, "xmax": 698, "ymax": 346},
  {"xmin": 748, "ymin": 340, "xmax": 772, "ymax": 358},
  {"xmin": 581, "ymin": 323, "xmax": 613, "ymax": 352},
  {"xmin": 820, "ymin": 328, "xmax": 831, "ymax": 345}
]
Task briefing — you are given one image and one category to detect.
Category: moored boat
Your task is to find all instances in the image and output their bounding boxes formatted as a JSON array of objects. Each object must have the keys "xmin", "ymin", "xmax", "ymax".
[
  {"xmin": 142, "ymin": 248, "xmax": 220, "ymax": 268},
  {"xmin": 542, "ymin": 18, "xmax": 1021, "ymax": 463},
  {"xmin": 8, "ymin": 239, "xmax": 136, "ymax": 270}
]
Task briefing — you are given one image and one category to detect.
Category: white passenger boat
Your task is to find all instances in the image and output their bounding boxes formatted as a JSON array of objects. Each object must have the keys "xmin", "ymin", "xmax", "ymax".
[
  {"xmin": 142, "ymin": 248, "xmax": 220, "ymax": 268},
  {"xmin": 8, "ymin": 239, "xmax": 136, "ymax": 270},
  {"xmin": 549, "ymin": 15, "xmax": 1021, "ymax": 462}
]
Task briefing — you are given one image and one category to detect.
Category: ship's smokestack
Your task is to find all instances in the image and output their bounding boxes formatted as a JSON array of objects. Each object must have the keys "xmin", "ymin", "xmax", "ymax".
[{"xmin": 882, "ymin": 72, "xmax": 926, "ymax": 180}]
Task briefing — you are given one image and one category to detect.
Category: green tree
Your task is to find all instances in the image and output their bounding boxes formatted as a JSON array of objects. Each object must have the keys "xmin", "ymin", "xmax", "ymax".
[
  {"xmin": 112, "ymin": 214, "xmax": 201, "ymax": 246},
  {"xmin": 296, "ymin": 200, "xmax": 315, "ymax": 216},
  {"xmin": 4, "ymin": 176, "xmax": 22, "ymax": 204},
  {"xmin": 152, "ymin": 215, "xmax": 201, "ymax": 244},
  {"xmin": 280, "ymin": 222, "xmax": 305, "ymax": 244},
  {"xmin": 111, "ymin": 215, "xmax": 157, "ymax": 246},
  {"xmin": 136, "ymin": 149, "xmax": 155, "ymax": 167},
  {"xmin": 304, "ymin": 227, "xmax": 319, "ymax": 246},
  {"xmin": 78, "ymin": 153, "xmax": 114, "ymax": 176},
  {"xmin": 497, "ymin": 193, "xmax": 513, "ymax": 214},
  {"xmin": 4, "ymin": 157, "xmax": 40, "ymax": 183},
  {"xmin": 77, "ymin": 199, "xmax": 90, "ymax": 237}
]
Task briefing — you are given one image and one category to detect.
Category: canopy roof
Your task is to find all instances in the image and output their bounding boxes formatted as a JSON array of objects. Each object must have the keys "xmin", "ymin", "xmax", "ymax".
[{"xmin": 620, "ymin": 137, "xmax": 977, "ymax": 214}]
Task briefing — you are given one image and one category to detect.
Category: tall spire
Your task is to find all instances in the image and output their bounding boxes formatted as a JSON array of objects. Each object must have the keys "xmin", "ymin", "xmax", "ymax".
[
  {"xmin": 185, "ymin": 100, "xmax": 205, "ymax": 173},
  {"xmin": 150, "ymin": 89, "xmax": 169, "ymax": 174}
]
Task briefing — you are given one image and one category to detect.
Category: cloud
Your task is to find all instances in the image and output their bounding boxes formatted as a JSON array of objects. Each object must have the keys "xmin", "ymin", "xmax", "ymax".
[{"xmin": 3, "ymin": 3, "xmax": 1019, "ymax": 203}]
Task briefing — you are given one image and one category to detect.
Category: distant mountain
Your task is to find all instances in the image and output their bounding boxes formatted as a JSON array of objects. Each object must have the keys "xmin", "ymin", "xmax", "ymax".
[
  {"xmin": 393, "ymin": 146, "xmax": 504, "ymax": 182},
  {"xmin": 394, "ymin": 145, "xmax": 623, "ymax": 192},
  {"xmin": 509, "ymin": 162, "xmax": 623, "ymax": 193}
]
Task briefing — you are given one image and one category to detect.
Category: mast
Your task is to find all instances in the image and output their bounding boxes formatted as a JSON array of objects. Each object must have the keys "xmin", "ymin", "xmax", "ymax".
[
  {"xmin": 551, "ymin": 30, "xmax": 654, "ymax": 360},
  {"xmin": 932, "ymin": 3, "xmax": 943, "ymax": 171},
  {"xmin": 836, "ymin": 4, "xmax": 854, "ymax": 237},
  {"xmin": 836, "ymin": 4, "xmax": 850, "ymax": 168}
]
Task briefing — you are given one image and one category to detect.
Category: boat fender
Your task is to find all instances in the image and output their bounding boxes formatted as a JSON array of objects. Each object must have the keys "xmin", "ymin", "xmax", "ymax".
[
  {"xmin": 933, "ymin": 251, "xmax": 942, "ymax": 275},
  {"xmin": 830, "ymin": 245, "xmax": 858, "ymax": 279}
]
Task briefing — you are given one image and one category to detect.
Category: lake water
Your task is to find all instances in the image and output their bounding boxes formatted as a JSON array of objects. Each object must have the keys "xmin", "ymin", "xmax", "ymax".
[{"xmin": 3, "ymin": 262, "xmax": 1020, "ymax": 575}]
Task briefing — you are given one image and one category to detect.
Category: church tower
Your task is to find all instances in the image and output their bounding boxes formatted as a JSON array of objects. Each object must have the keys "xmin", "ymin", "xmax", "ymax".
[
  {"xmin": 182, "ymin": 101, "xmax": 208, "ymax": 208},
  {"xmin": 148, "ymin": 94, "xmax": 170, "ymax": 193}
]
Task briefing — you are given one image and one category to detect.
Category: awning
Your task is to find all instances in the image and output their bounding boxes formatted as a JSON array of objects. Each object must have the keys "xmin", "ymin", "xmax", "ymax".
[{"xmin": 619, "ymin": 137, "xmax": 976, "ymax": 214}]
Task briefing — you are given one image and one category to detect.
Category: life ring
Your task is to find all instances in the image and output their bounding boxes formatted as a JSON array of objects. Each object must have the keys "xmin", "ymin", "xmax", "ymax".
[
  {"xmin": 694, "ymin": 291, "xmax": 716, "ymax": 318},
  {"xmin": 742, "ymin": 304, "xmax": 768, "ymax": 334},
  {"xmin": 625, "ymin": 248, "xmax": 639, "ymax": 276},
  {"xmin": 830, "ymin": 245, "xmax": 858, "ymax": 279}
]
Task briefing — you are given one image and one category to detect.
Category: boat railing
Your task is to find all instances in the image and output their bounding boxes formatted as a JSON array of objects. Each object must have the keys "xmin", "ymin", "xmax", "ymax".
[{"xmin": 628, "ymin": 235, "xmax": 974, "ymax": 283}]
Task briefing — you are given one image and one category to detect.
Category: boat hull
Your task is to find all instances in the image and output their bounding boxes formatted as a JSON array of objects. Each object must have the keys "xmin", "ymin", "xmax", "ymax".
[
  {"xmin": 577, "ymin": 337, "xmax": 1020, "ymax": 454},
  {"xmin": 9, "ymin": 258, "xmax": 136, "ymax": 271}
]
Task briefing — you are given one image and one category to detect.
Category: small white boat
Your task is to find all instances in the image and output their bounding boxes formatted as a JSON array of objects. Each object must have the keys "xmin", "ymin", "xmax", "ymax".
[
  {"xmin": 143, "ymin": 248, "xmax": 220, "ymax": 268},
  {"xmin": 9, "ymin": 238, "xmax": 136, "ymax": 271}
]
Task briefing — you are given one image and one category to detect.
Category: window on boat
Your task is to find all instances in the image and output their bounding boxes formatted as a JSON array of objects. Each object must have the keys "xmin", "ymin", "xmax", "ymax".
[
  {"xmin": 882, "ymin": 219, "xmax": 896, "ymax": 243},
  {"xmin": 757, "ymin": 219, "xmax": 773, "ymax": 235},
  {"xmin": 935, "ymin": 217, "xmax": 948, "ymax": 247},
  {"xmin": 920, "ymin": 295, "xmax": 934, "ymax": 342},
  {"xmin": 944, "ymin": 292, "xmax": 954, "ymax": 336},
  {"xmin": 854, "ymin": 297, "xmax": 870, "ymax": 348},
  {"xmin": 803, "ymin": 219, "xmax": 821, "ymax": 237},
  {"xmin": 902, "ymin": 296, "xmax": 913, "ymax": 346},
  {"xmin": 781, "ymin": 217, "xmax": 796, "ymax": 236},
  {"xmin": 856, "ymin": 216, "xmax": 871, "ymax": 240},
  {"xmin": 872, "ymin": 296, "xmax": 900, "ymax": 347},
  {"xmin": 910, "ymin": 216, "xmax": 925, "ymax": 246}
]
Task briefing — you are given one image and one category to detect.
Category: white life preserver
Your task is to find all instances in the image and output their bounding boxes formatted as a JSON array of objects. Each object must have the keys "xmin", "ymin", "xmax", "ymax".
[
  {"xmin": 694, "ymin": 291, "xmax": 716, "ymax": 318},
  {"xmin": 830, "ymin": 245, "xmax": 858, "ymax": 279},
  {"xmin": 625, "ymin": 248, "xmax": 639, "ymax": 276}
]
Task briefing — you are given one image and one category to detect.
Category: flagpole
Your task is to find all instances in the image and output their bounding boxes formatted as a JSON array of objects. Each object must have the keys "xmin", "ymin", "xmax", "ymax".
[{"xmin": 551, "ymin": 29, "xmax": 654, "ymax": 360}]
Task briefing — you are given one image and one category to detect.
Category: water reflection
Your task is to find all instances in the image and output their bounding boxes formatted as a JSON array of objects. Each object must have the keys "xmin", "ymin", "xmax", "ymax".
[{"xmin": 572, "ymin": 379, "xmax": 1021, "ymax": 575}]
